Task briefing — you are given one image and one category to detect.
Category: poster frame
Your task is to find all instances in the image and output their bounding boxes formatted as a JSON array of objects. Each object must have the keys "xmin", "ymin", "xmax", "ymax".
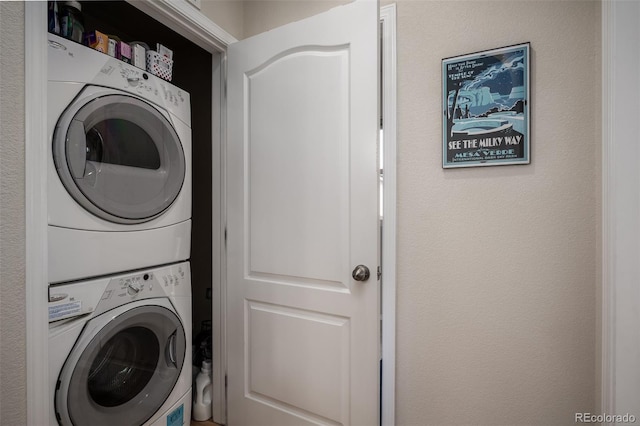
[{"xmin": 442, "ymin": 42, "xmax": 531, "ymax": 169}]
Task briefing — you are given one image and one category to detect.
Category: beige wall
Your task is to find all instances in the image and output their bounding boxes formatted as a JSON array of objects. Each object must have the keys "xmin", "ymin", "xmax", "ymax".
[
  {"xmin": 0, "ymin": 2, "xmax": 27, "ymax": 425},
  {"xmin": 200, "ymin": 0, "xmax": 244, "ymax": 40},
  {"xmin": 239, "ymin": 0, "xmax": 601, "ymax": 424},
  {"xmin": 395, "ymin": 1, "xmax": 600, "ymax": 424}
]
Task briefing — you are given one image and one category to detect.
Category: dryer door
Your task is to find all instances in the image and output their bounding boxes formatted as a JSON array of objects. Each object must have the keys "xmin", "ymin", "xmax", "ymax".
[
  {"xmin": 55, "ymin": 304, "xmax": 186, "ymax": 426},
  {"xmin": 53, "ymin": 87, "xmax": 186, "ymax": 224}
]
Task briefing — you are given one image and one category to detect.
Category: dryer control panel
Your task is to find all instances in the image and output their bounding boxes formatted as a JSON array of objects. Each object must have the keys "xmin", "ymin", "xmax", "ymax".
[
  {"xmin": 48, "ymin": 33, "xmax": 191, "ymax": 127},
  {"xmin": 48, "ymin": 261, "xmax": 191, "ymax": 322},
  {"xmin": 93, "ymin": 60, "xmax": 190, "ymax": 127}
]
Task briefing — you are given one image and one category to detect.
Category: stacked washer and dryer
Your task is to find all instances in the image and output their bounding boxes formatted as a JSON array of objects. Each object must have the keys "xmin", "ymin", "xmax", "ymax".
[{"xmin": 47, "ymin": 34, "xmax": 193, "ymax": 426}]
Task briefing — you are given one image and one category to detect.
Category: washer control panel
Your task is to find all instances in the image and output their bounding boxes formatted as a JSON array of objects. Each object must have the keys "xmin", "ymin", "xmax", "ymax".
[{"xmin": 48, "ymin": 262, "xmax": 190, "ymax": 322}]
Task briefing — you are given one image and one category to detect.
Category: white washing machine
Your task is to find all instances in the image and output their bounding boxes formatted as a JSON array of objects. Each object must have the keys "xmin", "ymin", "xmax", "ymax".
[
  {"xmin": 47, "ymin": 34, "xmax": 192, "ymax": 283},
  {"xmin": 49, "ymin": 261, "xmax": 192, "ymax": 426}
]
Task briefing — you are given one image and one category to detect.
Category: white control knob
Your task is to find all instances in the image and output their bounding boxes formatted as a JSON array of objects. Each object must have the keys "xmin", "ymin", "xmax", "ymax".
[{"xmin": 127, "ymin": 282, "xmax": 141, "ymax": 296}]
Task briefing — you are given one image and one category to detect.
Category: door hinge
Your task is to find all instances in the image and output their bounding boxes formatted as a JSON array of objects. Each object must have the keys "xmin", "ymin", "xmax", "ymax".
[
  {"xmin": 224, "ymin": 227, "xmax": 227, "ymax": 247},
  {"xmin": 377, "ymin": 266, "xmax": 382, "ymax": 280}
]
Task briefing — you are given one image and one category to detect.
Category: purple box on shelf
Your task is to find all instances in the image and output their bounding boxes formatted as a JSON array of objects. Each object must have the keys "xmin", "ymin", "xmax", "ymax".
[{"xmin": 116, "ymin": 41, "xmax": 131, "ymax": 64}]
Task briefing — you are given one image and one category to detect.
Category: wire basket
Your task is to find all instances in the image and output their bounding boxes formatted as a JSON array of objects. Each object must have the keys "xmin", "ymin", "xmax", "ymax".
[{"xmin": 145, "ymin": 50, "xmax": 173, "ymax": 81}]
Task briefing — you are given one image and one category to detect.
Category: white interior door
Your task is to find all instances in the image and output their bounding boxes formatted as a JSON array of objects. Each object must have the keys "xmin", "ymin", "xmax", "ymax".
[{"xmin": 226, "ymin": 1, "xmax": 380, "ymax": 425}]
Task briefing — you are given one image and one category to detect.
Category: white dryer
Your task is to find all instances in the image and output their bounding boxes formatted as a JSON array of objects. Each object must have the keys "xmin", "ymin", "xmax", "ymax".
[
  {"xmin": 49, "ymin": 261, "xmax": 192, "ymax": 426},
  {"xmin": 47, "ymin": 34, "xmax": 192, "ymax": 283}
]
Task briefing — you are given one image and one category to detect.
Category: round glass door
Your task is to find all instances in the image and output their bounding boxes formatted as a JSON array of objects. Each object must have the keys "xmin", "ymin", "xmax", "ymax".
[
  {"xmin": 53, "ymin": 89, "xmax": 186, "ymax": 224},
  {"xmin": 57, "ymin": 305, "xmax": 186, "ymax": 426},
  {"xmin": 87, "ymin": 326, "xmax": 160, "ymax": 407}
]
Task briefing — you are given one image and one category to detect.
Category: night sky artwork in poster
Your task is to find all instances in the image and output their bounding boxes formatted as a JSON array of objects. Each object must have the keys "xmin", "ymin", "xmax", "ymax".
[{"xmin": 442, "ymin": 43, "xmax": 530, "ymax": 168}]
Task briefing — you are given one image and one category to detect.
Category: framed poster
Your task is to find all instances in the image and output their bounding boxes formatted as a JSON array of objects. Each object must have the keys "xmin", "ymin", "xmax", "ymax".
[{"xmin": 442, "ymin": 43, "xmax": 530, "ymax": 168}]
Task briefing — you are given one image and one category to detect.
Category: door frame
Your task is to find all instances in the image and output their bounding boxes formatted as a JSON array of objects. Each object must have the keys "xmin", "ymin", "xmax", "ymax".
[
  {"xmin": 601, "ymin": 0, "xmax": 640, "ymax": 416},
  {"xmin": 380, "ymin": 5, "xmax": 397, "ymax": 425},
  {"xmin": 23, "ymin": 2, "xmax": 397, "ymax": 425}
]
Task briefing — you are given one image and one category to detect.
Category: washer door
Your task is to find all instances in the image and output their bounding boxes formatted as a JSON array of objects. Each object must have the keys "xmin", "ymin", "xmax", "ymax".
[
  {"xmin": 53, "ymin": 87, "xmax": 185, "ymax": 224},
  {"xmin": 55, "ymin": 304, "xmax": 186, "ymax": 426}
]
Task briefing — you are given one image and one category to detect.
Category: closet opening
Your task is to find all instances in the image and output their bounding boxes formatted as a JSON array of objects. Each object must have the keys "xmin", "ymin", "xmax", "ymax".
[{"xmin": 81, "ymin": 0, "xmax": 215, "ymax": 392}]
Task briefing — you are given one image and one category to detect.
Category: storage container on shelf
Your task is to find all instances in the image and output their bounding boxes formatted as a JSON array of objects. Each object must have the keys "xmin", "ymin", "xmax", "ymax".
[
  {"xmin": 60, "ymin": 1, "xmax": 84, "ymax": 43},
  {"xmin": 146, "ymin": 50, "xmax": 174, "ymax": 81}
]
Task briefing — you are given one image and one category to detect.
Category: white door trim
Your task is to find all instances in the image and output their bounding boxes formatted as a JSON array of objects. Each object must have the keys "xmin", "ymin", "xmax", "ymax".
[
  {"xmin": 380, "ymin": 4, "xmax": 397, "ymax": 426},
  {"xmin": 126, "ymin": 0, "xmax": 237, "ymax": 52},
  {"xmin": 601, "ymin": 0, "xmax": 613, "ymax": 415},
  {"xmin": 601, "ymin": 0, "xmax": 640, "ymax": 418},
  {"xmin": 24, "ymin": 3, "xmax": 50, "ymax": 425},
  {"xmin": 210, "ymin": 51, "xmax": 228, "ymax": 425}
]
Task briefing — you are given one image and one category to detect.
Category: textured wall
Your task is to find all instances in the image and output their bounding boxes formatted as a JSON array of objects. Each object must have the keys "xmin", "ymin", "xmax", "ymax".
[
  {"xmin": 395, "ymin": 1, "xmax": 600, "ymax": 424},
  {"xmin": 200, "ymin": 0, "xmax": 244, "ymax": 40},
  {"xmin": 240, "ymin": 0, "xmax": 601, "ymax": 424},
  {"xmin": 0, "ymin": 2, "xmax": 27, "ymax": 425}
]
